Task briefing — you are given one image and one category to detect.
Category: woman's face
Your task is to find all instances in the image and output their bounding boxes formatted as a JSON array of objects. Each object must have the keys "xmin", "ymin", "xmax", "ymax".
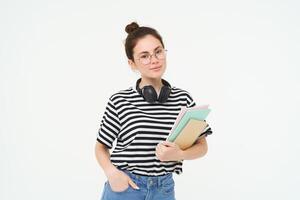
[{"xmin": 129, "ymin": 34, "xmax": 167, "ymax": 79}]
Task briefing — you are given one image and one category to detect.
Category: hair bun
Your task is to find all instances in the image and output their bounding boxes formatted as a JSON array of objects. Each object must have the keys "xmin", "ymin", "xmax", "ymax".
[{"xmin": 125, "ymin": 22, "xmax": 139, "ymax": 34}]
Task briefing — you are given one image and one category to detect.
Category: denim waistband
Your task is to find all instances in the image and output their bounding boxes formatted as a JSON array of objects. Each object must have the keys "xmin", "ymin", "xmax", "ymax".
[{"xmin": 122, "ymin": 170, "xmax": 173, "ymax": 189}]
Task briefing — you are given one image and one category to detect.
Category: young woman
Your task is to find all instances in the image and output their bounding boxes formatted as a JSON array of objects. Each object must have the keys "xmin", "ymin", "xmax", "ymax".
[{"xmin": 95, "ymin": 22, "xmax": 212, "ymax": 200}]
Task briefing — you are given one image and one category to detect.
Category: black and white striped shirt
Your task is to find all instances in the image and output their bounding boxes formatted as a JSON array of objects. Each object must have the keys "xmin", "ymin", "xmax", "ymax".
[{"xmin": 97, "ymin": 85, "xmax": 212, "ymax": 176}]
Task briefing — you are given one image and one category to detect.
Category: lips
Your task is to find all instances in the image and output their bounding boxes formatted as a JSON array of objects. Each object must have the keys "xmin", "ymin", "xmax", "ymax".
[{"xmin": 150, "ymin": 66, "xmax": 161, "ymax": 70}]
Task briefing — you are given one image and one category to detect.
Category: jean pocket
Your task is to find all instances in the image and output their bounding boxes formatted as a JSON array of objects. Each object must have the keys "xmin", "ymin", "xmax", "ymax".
[
  {"xmin": 107, "ymin": 182, "xmax": 132, "ymax": 194},
  {"xmin": 161, "ymin": 177, "xmax": 175, "ymax": 195}
]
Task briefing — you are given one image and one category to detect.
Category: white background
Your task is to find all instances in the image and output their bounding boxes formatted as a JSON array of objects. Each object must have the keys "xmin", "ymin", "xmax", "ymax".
[{"xmin": 1, "ymin": 0, "xmax": 299, "ymax": 199}]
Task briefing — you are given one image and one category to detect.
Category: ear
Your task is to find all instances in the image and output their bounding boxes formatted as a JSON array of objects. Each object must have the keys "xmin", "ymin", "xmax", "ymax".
[{"xmin": 128, "ymin": 59, "xmax": 137, "ymax": 71}]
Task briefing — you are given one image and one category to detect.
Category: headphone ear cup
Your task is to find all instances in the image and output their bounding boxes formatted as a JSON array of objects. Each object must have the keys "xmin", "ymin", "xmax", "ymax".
[
  {"xmin": 158, "ymin": 85, "xmax": 171, "ymax": 103},
  {"xmin": 142, "ymin": 86, "xmax": 158, "ymax": 103}
]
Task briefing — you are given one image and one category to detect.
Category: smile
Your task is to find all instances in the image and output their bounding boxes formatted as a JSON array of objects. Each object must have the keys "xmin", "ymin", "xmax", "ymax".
[{"xmin": 150, "ymin": 66, "xmax": 161, "ymax": 71}]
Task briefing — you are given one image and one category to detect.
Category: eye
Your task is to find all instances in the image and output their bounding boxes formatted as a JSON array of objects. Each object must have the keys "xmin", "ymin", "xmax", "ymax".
[
  {"xmin": 155, "ymin": 49, "xmax": 163, "ymax": 54},
  {"xmin": 140, "ymin": 54, "xmax": 149, "ymax": 59}
]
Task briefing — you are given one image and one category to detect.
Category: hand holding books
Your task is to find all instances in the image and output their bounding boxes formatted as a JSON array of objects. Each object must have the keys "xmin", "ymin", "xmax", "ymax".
[{"xmin": 167, "ymin": 105, "xmax": 211, "ymax": 150}]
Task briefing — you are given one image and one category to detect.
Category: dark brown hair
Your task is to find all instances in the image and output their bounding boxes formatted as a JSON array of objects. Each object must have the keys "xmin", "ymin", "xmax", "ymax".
[{"xmin": 124, "ymin": 22, "xmax": 165, "ymax": 61}]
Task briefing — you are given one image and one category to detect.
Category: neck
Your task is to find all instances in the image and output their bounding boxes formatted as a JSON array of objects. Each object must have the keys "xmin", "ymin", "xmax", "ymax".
[{"xmin": 139, "ymin": 77, "xmax": 163, "ymax": 94}]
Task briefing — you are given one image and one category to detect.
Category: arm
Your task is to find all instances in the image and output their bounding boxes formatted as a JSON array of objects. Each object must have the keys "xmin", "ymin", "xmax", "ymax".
[
  {"xmin": 155, "ymin": 137, "xmax": 208, "ymax": 161},
  {"xmin": 94, "ymin": 142, "xmax": 117, "ymax": 177},
  {"xmin": 181, "ymin": 137, "xmax": 208, "ymax": 160},
  {"xmin": 94, "ymin": 142, "xmax": 139, "ymax": 191}
]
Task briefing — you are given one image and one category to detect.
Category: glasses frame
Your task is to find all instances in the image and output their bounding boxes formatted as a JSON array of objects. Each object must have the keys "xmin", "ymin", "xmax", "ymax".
[{"xmin": 136, "ymin": 49, "xmax": 168, "ymax": 65}]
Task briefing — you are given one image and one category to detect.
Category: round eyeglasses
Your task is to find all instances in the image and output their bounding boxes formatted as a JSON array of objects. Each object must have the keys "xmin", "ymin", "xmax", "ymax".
[{"xmin": 136, "ymin": 48, "xmax": 167, "ymax": 65}]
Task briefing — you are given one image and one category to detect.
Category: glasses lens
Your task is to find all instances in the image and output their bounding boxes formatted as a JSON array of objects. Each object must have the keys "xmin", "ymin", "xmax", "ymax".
[
  {"xmin": 138, "ymin": 49, "xmax": 167, "ymax": 64},
  {"xmin": 156, "ymin": 49, "xmax": 167, "ymax": 60},
  {"xmin": 139, "ymin": 54, "xmax": 150, "ymax": 65}
]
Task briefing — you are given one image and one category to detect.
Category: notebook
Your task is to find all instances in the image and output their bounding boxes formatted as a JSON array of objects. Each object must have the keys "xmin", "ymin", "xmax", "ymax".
[
  {"xmin": 173, "ymin": 118, "xmax": 208, "ymax": 150},
  {"xmin": 167, "ymin": 105, "xmax": 211, "ymax": 142}
]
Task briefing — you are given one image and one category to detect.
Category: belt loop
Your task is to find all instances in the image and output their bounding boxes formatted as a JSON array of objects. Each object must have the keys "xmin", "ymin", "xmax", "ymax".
[
  {"xmin": 136, "ymin": 174, "xmax": 140, "ymax": 180},
  {"xmin": 158, "ymin": 175, "xmax": 161, "ymax": 187}
]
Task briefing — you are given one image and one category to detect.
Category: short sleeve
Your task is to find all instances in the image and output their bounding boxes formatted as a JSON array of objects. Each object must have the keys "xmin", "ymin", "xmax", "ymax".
[
  {"xmin": 96, "ymin": 98, "xmax": 121, "ymax": 149},
  {"xmin": 199, "ymin": 124, "xmax": 213, "ymax": 137},
  {"xmin": 186, "ymin": 92, "xmax": 196, "ymax": 108},
  {"xmin": 185, "ymin": 91, "xmax": 213, "ymax": 138}
]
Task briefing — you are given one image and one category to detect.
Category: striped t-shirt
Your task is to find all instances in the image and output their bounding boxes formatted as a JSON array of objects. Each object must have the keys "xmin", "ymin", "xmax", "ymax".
[{"xmin": 97, "ymin": 85, "xmax": 212, "ymax": 176}]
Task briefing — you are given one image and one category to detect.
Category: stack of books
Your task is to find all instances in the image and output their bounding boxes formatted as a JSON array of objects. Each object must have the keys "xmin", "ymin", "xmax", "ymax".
[{"xmin": 167, "ymin": 105, "xmax": 211, "ymax": 150}]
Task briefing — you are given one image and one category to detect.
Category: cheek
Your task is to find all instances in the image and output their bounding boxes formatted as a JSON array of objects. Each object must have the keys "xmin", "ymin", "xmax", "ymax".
[
  {"xmin": 161, "ymin": 61, "xmax": 167, "ymax": 71},
  {"xmin": 140, "ymin": 66, "xmax": 150, "ymax": 73},
  {"xmin": 161, "ymin": 59, "xmax": 167, "ymax": 67}
]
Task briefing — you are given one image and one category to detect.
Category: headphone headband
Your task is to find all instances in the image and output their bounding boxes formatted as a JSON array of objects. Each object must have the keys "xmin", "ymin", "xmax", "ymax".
[{"xmin": 136, "ymin": 78, "xmax": 171, "ymax": 103}]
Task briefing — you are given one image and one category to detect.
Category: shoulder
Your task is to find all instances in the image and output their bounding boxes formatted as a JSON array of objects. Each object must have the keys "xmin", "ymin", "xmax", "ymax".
[
  {"xmin": 107, "ymin": 87, "xmax": 135, "ymax": 103},
  {"xmin": 171, "ymin": 86, "xmax": 194, "ymax": 99},
  {"xmin": 171, "ymin": 86, "xmax": 196, "ymax": 107}
]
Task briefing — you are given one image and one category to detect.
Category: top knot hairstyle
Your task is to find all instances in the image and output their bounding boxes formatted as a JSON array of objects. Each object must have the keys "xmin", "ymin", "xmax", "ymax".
[
  {"xmin": 125, "ymin": 22, "xmax": 140, "ymax": 34},
  {"xmin": 124, "ymin": 22, "xmax": 165, "ymax": 61}
]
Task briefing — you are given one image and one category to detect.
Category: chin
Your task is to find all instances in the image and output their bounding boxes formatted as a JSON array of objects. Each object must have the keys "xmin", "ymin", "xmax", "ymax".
[
  {"xmin": 142, "ymin": 67, "xmax": 166, "ymax": 79},
  {"xmin": 149, "ymin": 72, "xmax": 165, "ymax": 79}
]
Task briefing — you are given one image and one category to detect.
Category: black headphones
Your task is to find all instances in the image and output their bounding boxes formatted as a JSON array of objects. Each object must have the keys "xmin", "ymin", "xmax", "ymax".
[{"xmin": 136, "ymin": 78, "xmax": 171, "ymax": 103}]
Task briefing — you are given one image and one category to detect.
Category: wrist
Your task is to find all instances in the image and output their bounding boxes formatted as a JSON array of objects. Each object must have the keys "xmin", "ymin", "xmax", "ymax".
[
  {"xmin": 179, "ymin": 149, "xmax": 185, "ymax": 160},
  {"xmin": 104, "ymin": 165, "xmax": 118, "ymax": 178}
]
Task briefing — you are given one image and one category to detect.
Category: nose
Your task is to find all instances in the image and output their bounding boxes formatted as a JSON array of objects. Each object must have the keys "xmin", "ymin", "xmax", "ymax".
[{"xmin": 150, "ymin": 54, "xmax": 159, "ymax": 64}]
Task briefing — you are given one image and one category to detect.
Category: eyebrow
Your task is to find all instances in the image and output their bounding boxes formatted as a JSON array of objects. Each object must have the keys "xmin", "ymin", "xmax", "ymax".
[{"xmin": 137, "ymin": 46, "xmax": 163, "ymax": 55}]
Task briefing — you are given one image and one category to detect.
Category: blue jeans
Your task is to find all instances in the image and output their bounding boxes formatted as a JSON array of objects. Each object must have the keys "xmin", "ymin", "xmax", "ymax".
[{"xmin": 100, "ymin": 170, "xmax": 176, "ymax": 200}]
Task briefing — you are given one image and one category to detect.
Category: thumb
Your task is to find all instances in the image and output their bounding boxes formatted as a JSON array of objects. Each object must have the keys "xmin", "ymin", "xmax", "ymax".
[
  {"xmin": 128, "ymin": 178, "xmax": 139, "ymax": 190},
  {"xmin": 162, "ymin": 141, "xmax": 175, "ymax": 147}
]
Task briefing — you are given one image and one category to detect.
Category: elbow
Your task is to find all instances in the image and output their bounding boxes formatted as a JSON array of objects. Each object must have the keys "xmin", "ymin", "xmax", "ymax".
[
  {"xmin": 196, "ymin": 144, "xmax": 207, "ymax": 159},
  {"xmin": 196, "ymin": 137, "xmax": 208, "ymax": 158},
  {"xmin": 202, "ymin": 144, "xmax": 208, "ymax": 157},
  {"xmin": 94, "ymin": 142, "xmax": 107, "ymax": 156}
]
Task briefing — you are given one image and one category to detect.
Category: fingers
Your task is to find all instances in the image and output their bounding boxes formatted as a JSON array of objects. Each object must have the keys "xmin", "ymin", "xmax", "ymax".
[
  {"xmin": 155, "ymin": 145, "xmax": 162, "ymax": 159},
  {"xmin": 128, "ymin": 178, "xmax": 139, "ymax": 190},
  {"xmin": 156, "ymin": 143, "xmax": 164, "ymax": 154},
  {"xmin": 156, "ymin": 143, "xmax": 168, "ymax": 161},
  {"xmin": 161, "ymin": 141, "xmax": 176, "ymax": 147},
  {"xmin": 156, "ymin": 141, "xmax": 174, "ymax": 155},
  {"xmin": 156, "ymin": 141, "xmax": 177, "ymax": 161},
  {"xmin": 156, "ymin": 143, "xmax": 161, "ymax": 151}
]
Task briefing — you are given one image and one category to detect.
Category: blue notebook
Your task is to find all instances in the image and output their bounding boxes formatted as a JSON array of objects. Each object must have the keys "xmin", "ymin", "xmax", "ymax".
[{"xmin": 167, "ymin": 106, "xmax": 211, "ymax": 142}]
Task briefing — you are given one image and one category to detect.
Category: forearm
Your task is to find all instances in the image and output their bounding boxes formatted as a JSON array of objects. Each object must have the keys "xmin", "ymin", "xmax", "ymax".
[
  {"xmin": 94, "ymin": 142, "xmax": 118, "ymax": 177},
  {"xmin": 181, "ymin": 137, "xmax": 208, "ymax": 160}
]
